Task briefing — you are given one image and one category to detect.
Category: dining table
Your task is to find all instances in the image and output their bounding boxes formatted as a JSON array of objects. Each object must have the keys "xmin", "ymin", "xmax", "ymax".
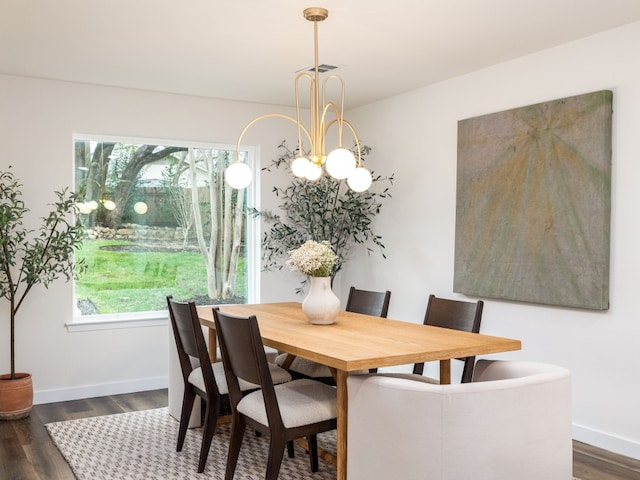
[{"xmin": 197, "ymin": 301, "xmax": 521, "ymax": 480}]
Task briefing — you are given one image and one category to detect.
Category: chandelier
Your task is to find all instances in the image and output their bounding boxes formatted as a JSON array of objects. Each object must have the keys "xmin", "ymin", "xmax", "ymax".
[{"xmin": 224, "ymin": 7, "xmax": 373, "ymax": 193}]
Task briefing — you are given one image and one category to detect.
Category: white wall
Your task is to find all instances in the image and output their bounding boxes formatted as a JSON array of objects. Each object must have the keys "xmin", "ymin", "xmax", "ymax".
[
  {"xmin": 0, "ymin": 74, "xmax": 300, "ymax": 402},
  {"xmin": 2, "ymin": 20, "xmax": 639, "ymax": 461},
  {"xmin": 341, "ymin": 22, "xmax": 640, "ymax": 459}
]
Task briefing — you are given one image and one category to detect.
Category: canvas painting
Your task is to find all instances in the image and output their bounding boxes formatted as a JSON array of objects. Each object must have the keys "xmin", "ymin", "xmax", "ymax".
[{"xmin": 454, "ymin": 90, "xmax": 612, "ymax": 310}]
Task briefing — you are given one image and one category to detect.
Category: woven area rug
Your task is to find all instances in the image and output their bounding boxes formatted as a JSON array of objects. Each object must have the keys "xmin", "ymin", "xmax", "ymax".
[{"xmin": 45, "ymin": 407, "xmax": 336, "ymax": 479}]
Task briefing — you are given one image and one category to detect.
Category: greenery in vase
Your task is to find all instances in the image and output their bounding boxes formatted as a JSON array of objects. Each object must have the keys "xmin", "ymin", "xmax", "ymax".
[
  {"xmin": 286, "ymin": 240, "xmax": 338, "ymax": 278},
  {"xmin": 254, "ymin": 141, "xmax": 393, "ymax": 291},
  {"xmin": 0, "ymin": 168, "xmax": 86, "ymax": 379}
]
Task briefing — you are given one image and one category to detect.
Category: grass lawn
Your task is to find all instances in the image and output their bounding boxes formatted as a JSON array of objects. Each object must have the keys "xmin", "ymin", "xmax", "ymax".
[{"xmin": 75, "ymin": 239, "xmax": 246, "ymax": 314}]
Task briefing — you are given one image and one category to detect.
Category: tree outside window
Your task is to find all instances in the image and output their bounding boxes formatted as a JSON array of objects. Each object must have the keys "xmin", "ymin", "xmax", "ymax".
[{"xmin": 73, "ymin": 138, "xmax": 256, "ymax": 316}]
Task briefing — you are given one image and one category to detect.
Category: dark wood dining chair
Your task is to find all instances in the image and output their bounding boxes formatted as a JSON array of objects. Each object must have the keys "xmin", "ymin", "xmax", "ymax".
[
  {"xmin": 345, "ymin": 286, "xmax": 391, "ymax": 318},
  {"xmin": 213, "ymin": 306, "xmax": 337, "ymax": 480},
  {"xmin": 413, "ymin": 294, "xmax": 484, "ymax": 383},
  {"xmin": 167, "ymin": 296, "xmax": 291, "ymax": 473},
  {"xmin": 276, "ymin": 286, "xmax": 392, "ymax": 381}
]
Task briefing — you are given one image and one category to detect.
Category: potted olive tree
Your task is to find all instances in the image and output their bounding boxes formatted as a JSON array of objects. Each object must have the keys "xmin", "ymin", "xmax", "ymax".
[{"xmin": 0, "ymin": 168, "xmax": 85, "ymax": 420}]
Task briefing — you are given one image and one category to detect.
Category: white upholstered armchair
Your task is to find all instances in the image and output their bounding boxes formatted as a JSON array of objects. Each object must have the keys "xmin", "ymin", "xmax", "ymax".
[{"xmin": 347, "ymin": 359, "xmax": 572, "ymax": 480}]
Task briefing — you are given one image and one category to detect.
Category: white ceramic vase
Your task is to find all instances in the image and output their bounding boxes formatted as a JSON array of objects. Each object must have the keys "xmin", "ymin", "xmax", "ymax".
[{"xmin": 302, "ymin": 276, "xmax": 340, "ymax": 325}]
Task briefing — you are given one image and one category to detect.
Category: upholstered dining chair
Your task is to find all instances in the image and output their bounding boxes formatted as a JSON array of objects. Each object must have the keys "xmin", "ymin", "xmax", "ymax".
[
  {"xmin": 408, "ymin": 294, "xmax": 484, "ymax": 383},
  {"xmin": 166, "ymin": 296, "xmax": 292, "ymax": 473},
  {"xmin": 346, "ymin": 360, "xmax": 573, "ymax": 480},
  {"xmin": 276, "ymin": 286, "xmax": 392, "ymax": 381},
  {"xmin": 213, "ymin": 306, "xmax": 337, "ymax": 480}
]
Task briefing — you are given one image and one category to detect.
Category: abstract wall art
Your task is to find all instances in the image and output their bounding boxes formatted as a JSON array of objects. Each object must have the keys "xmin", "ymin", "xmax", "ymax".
[{"xmin": 454, "ymin": 90, "xmax": 612, "ymax": 310}]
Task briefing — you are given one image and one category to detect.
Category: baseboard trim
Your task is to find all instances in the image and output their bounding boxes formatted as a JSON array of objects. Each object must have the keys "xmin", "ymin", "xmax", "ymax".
[
  {"xmin": 33, "ymin": 376, "xmax": 168, "ymax": 405},
  {"xmin": 573, "ymin": 423, "xmax": 640, "ymax": 460}
]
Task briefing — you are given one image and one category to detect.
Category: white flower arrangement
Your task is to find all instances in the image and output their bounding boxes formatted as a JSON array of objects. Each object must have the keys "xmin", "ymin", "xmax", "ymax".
[{"xmin": 286, "ymin": 240, "xmax": 338, "ymax": 278}]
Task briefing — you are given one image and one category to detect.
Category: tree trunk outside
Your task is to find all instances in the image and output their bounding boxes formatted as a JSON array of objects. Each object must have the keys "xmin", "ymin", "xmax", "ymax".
[{"xmin": 187, "ymin": 148, "xmax": 244, "ymax": 301}]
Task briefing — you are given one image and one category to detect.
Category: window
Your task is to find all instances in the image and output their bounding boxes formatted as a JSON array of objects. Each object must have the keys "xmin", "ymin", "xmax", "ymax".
[{"xmin": 73, "ymin": 136, "xmax": 258, "ymax": 323}]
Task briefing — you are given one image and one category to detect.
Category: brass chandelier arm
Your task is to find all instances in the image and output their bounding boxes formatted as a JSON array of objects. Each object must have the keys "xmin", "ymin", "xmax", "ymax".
[
  {"xmin": 295, "ymin": 69, "xmax": 357, "ymax": 164},
  {"xmin": 324, "ymin": 117, "xmax": 363, "ymax": 167},
  {"xmin": 341, "ymin": 120, "xmax": 363, "ymax": 167},
  {"xmin": 322, "ymin": 74, "xmax": 347, "ymax": 147},
  {"xmin": 294, "ymin": 71, "xmax": 317, "ymax": 158},
  {"xmin": 320, "ymin": 100, "xmax": 344, "ymax": 151},
  {"xmin": 234, "ymin": 113, "xmax": 313, "ymax": 163}
]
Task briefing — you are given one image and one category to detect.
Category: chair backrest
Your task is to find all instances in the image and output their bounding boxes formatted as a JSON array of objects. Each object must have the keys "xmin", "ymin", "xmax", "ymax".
[
  {"xmin": 345, "ymin": 286, "xmax": 391, "ymax": 318},
  {"xmin": 414, "ymin": 294, "xmax": 484, "ymax": 382},
  {"xmin": 346, "ymin": 360, "xmax": 572, "ymax": 480},
  {"xmin": 213, "ymin": 307, "xmax": 283, "ymax": 427},
  {"xmin": 167, "ymin": 296, "xmax": 219, "ymax": 396}
]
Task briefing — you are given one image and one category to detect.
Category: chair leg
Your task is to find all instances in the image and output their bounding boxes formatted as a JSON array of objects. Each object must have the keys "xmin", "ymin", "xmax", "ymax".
[
  {"xmin": 225, "ymin": 416, "xmax": 246, "ymax": 480},
  {"xmin": 265, "ymin": 436, "xmax": 287, "ymax": 480},
  {"xmin": 286, "ymin": 440, "xmax": 295, "ymax": 458},
  {"xmin": 197, "ymin": 400, "xmax": 217, "ymax": 473},
  {"xmin": 200, "ymin": 397, "xmax": 207, "ymax": 423},
  {"xmin": 461, "ymin": 356, "xmax": 476, "ymax": 383},
  {"xmin": 307, "ymin": 434, "xmax": 319, "ymax": 472},
  {"xmin": 177, "ymin": 386, "xmax": 197, "ymax": 452}
]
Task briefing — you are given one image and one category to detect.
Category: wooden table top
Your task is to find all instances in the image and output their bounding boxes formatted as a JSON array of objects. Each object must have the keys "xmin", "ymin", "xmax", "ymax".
[{"xmin": 197, "ymin": 302, "xmax": 521, "ymax": 372}]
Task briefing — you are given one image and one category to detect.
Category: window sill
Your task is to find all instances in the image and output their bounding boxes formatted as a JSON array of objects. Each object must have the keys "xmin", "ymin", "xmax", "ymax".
[{"xmin": 67, "ymin": 311, "xmax": 168, "ymax": 332}]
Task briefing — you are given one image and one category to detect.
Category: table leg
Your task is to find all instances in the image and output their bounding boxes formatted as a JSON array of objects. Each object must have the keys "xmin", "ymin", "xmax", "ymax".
[
  {"xmin": 440, "ymin": 359, "xmax": 451, "ymax": 384},
  {"xmin": 281, "ymin": 354, "xmax": 295, "ymax": 369},
  {"xmin": 335, "ymin": 369, "xmax": 348, "ymax": 480}
]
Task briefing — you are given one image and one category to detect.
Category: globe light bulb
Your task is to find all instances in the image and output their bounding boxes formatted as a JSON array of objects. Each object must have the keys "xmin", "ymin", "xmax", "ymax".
[
  {"xmin": 76, "ymin": 202, "xmax": 93, "ymax": 215},
  {"xmin": 87, "ymin": 200, "xmax": 99, "ymax": 211},
  {"xmin": 305, "ymin": 162, "xmax": 323, "ymax": 181},
  {"xmin": 102, "ymin": 200, "xmax": 116, "ymax": 211},
  {"xmin": 133, "ymin": 201, "xmax": 148, "ymax": 214},
  {"xmin": 347, "ymin": 166, "xmax": 372, "ymax": 192},
  {"xmin": 291, "ymin": 156, "xmax": 311, "ymax": 177},
  {"xmin": 325, "ymin": 147, "xmax": 356, "ymax": 179},
  {"xmin": 225, "ymin": 162, "xmax": 253, "ymax": 189}
]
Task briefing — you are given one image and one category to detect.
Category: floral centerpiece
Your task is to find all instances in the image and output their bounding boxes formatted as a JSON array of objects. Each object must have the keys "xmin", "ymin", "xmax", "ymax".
[
  {"xmin": 286, "ymin": 240, "xmax": 340, "ymax": 325},
  {"xmin": 286, "ymin": 240, "xmax": 337, "ymax": 278}
]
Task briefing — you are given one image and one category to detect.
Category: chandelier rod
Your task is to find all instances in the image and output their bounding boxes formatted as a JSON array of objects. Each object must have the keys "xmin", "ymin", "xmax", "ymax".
[{"xmin": 311, "ymin": 11, "xmax": 322, "ymax": 159}]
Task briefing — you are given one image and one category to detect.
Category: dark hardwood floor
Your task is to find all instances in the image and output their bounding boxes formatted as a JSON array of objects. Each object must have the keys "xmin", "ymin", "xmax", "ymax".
[
  {"xmin": 0, "ymin": 389, "xmax": 167, "ymax": 480},
  {"xmin": 573, "ymin": 440, "xmax": 640, "ymax": 480},
  {"xmin": 1, "ymin": 388, "xmax": 638, "ymax": 480}
]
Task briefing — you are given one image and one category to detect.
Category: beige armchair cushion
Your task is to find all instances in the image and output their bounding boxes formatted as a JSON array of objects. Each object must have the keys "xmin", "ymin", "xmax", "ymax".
[
  {"xmin": 187, "ymin": 361, "xmax": 291, "ymax": 395},
  {"xmin": 237, "ymin": 378, "xmax": 337, "ymax": 428}
]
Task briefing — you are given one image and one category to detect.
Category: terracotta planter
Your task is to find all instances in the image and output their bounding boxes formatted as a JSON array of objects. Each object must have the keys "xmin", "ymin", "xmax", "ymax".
[{"xmin": 0, "ymin": 373, "xmax": 33, "ymax": 420}]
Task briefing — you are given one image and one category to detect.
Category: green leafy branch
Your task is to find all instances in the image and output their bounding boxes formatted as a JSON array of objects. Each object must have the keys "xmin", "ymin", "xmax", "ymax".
[
  {"xmin": 253, "ymin": 141, "xmax": 393, "ymax": 287},
  {"xmin": 1, "ymin": 168, "xmax": 86, "ymax": 378}
]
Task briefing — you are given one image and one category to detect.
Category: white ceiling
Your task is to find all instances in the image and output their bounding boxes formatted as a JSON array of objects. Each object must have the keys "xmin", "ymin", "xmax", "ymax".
[{"xmin": 3, "ymin": 0, "xmax": 640, "ymax": 108}]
